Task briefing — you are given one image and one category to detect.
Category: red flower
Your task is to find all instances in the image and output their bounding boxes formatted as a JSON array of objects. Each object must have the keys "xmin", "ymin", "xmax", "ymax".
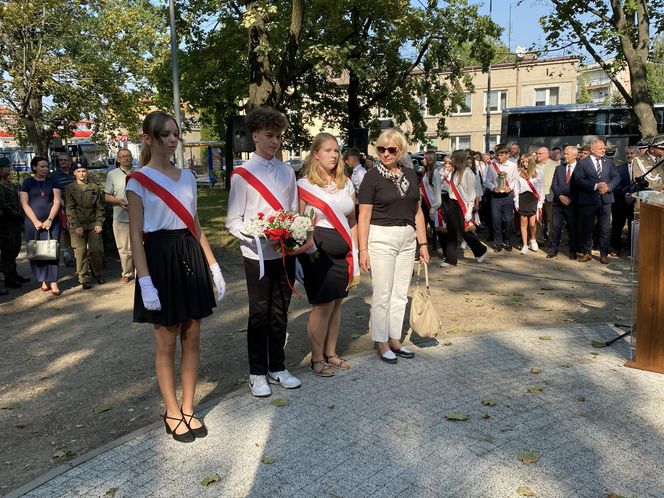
[
  {"xmin": 257, "ymin": 212, "xmax": 264, "ymax": 220},
  {"xmin": 264, "ymin": 228, "xmax": 290, "ymax": 241}
]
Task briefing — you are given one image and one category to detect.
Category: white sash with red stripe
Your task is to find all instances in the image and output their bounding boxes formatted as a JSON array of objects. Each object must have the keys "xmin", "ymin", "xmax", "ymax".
[{"xmin": 297, "ymin": 181, "xmax": 360, "ymax": 288}]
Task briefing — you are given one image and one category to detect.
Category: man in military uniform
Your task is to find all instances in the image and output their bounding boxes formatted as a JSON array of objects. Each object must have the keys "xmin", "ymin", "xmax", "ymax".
[
  {"xmin": 65, "ymin": 163, "xmax": 105, "ymax": 289},
  {"xmin": 632, "ymin": 135, "xmax": 664, "ymax": 191},
  {"xmin": 0, "ymin": 157, "xmax": 30, "ymax": 293}
]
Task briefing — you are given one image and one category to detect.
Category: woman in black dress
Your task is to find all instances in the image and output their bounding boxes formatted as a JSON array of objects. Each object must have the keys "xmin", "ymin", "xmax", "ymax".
[
  {"xmin": 19, "ymin": 156, "xmax": 62, "ymax": 295},
  {"xmin": 297, "ymin": 133, "xmax": 358, "ymax": 377}
]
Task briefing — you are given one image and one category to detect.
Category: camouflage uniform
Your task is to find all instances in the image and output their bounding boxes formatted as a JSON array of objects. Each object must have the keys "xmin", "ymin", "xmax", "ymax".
[
  {"xmin": 65, "ymin": 180, "xmax": 105, "ymax": 284},
  {"xmin": 0, "ymin": 174, "xmax": 23, "ymax": 283}
]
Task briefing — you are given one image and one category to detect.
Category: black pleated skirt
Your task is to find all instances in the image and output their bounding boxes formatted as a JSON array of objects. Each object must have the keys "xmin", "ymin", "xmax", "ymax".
[
  {"xmin": 518, "ymin": 191, "xmax": 538, "ymax": 216},
  {"xmin": 298, "ymin": 226, "xmax": 350, "ymax": 305},
  {"xmin": 133, "ymin": 229, "xmax": 216, "ymax": 326}
]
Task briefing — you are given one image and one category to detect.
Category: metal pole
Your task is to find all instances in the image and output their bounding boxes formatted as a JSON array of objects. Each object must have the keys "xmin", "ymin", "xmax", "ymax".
[
  {"xmin": 484, "ymin": 0, "xmax": 493, "ymax": 153},
  {"xmin": 168, "ymin": 0, "xmax": 185, "ymax": 168}
]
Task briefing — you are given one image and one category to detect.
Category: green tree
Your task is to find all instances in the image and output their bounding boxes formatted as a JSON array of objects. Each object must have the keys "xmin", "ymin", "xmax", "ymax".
[
  {"xmin": 0, "ymin": 0, "xmax": 166, "ymax": 155},
  {"xmin": 539, "ymin": 0, "xmax": 664, "ymax": 137},
  {"xmin": 647, "ymin": 35, "xmax": 664, "ymax": 103}
]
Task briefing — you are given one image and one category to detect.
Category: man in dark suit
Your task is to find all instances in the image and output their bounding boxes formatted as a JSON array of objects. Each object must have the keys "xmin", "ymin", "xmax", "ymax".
[
  {"xmin": 574, "ymin": 139, "xmax": 620, "ymax": 264},
  {"xmin": 548, "ymin": 146, "xmax": 579, "ymax": 259},
  {"xmin": 610, "ymin": 146, "xmax": 636, "ymax": 256}
]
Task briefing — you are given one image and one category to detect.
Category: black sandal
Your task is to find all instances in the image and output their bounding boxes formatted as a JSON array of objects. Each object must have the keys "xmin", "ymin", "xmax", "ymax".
[
  {"xmin": 310, "ymin": 359, "xmax": 335, "ymax": 377},
  {"xmin": 163, "ymin": 412, "xmax": 195, "ymax": 443},
  {"xmin": 181, "ymin": 409, "xmax": 208, "ymax": 438}
]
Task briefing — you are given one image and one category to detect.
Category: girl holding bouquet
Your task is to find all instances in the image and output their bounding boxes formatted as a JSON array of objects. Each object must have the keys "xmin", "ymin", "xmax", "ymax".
[{"xmin": 297, "ymin": 133, "xmax": 359, "ymax": 376}]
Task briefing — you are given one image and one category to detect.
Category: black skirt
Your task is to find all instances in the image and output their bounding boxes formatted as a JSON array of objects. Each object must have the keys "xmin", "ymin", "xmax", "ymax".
[
  {"xmin": 518, "ymin": 191, "xmax": 538, "ymax": 216},
  {"xmin": 134, "ymin": 229, "xmax": 216, "ymax": 326},
  {"xmin": 298, "ymin": 226, "xmax": 350, "ymax": 305}
]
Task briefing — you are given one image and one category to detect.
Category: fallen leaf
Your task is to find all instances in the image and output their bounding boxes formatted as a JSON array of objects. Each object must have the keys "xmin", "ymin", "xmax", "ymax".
[
  {"xmin": 53, "ymin": 449, "xmax": 75, "ymax": 459},
  {"xmin": 351, "ymin": 334, "xmax": 360, "ymax": 340},
  {"xmin": 443, "ymin": 342, "xmax": 452, "ymax": 346},
  {"xmin": 95, "ymin": 314, "xmax": 102, "ymax": 319},
  {"xmin": 480, "ymin": 413, "xmax": 491, "ymax": 420},
  {"xmin": 443, "ymin": 412, "xmax": 470, "ymax": 421},
  {"xmin": 538, "ymin": 336, "xmax": 552, "ymax": 341},
  {"xmin": 526, "ymin": 385, "xmax": 544, "ymax": 393},
  {"xmin": 261, "ymin": 456, "xmax": 276, "ymax": 464},
  {"xmin": 560, "ymin": 364, "xmax": 571, "ymax": 368},
  {"xmin": 200, "ymin": 473, "xmax": 221, "ymax": 487},
  {"xmin": 590, "ymin": 352, "xmax": 600, "ymax": 356},
  {"xmin": 104, "ymin": 487, "xmax": 118, "ymax": 497},
  {"xmin": 517, "ymin": 485, "xmax": 536, "ymax": 496},
  {"xmin": 539, "ymin": 287, "xmax": 554, "ymax": 291},
  {"xmin": 328, "ymin": 404, "xmax": 336, "ymax": 410},
  {"xmin": 481, "ymin": 398, "xmax": 497, "ymax": 407},
  {"xmin": 530, "ymin": 367, "xmax": 541, "ymax": 374},
  {"xmin": 517, "ymin": 451, "xmax": 540, "ymax": 464},
  {"xmin": 591, "ymin": 340, "xmax": 606, "ymax": 348},
  {"xmin": 93, "ymin": 404, "xmax": 113, "ymax": 415},
  {"xmin": 0, "ymin": 403, "xmax": 19, "ymax": 410},
  {"xmin": 562, "ymin": 318, "xmax": 575, "ymax": 322},
  {"xmin": 607, "ymin": 493, "xmax": 627, "ymax": 498},
  {"xmin": 270, "ymin": 398, "xmax": 289, "ymax": 407},
  {"xmin": 576, "ymin": 395, "xmax": 586, "ymax": 402}
]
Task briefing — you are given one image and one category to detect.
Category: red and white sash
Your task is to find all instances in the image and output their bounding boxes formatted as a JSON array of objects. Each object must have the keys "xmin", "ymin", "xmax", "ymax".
[
  {"xmin": 232, "ymin": 165, "xmax": 288, "ymax": 279},
  {"xmin": 420, "ymin": 177, "xmax": 444, "ymax": 228},
  {"xmin": 297, "ymin": 181, "xmax": 360, "ymax": 289},
  {"xmin": 448, "ymin": 172, "xmax": 471, "ymax": 230},
  {"xmin": 491, "ymin": 161, "xmax": 510, "ymax": 190},
  {"xmin": 524, "ymin": 177, "xmax": 541, "ymax": 200}
]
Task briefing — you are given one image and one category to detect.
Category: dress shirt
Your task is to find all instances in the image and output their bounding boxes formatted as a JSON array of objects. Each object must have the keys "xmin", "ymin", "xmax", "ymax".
[
  {"xmin": 484, "ymin": 160, "xmax": 519, "ymax": 192},
  {"xmin": 226, "ymin": 153, "xmax": 298, "ymax": 260},
  {"xmin": 513, "ymin": 170, "xmax": 545, "ymax": 210},
  {"xmin": 351, "ymin": 164, "xmax": 367, "ymax": 204}
]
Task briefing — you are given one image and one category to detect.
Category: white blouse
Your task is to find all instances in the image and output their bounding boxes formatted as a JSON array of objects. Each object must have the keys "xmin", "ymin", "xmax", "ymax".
[{"xmin": 298, "ymin": 177, "xmax": 355, "ymax": 229}]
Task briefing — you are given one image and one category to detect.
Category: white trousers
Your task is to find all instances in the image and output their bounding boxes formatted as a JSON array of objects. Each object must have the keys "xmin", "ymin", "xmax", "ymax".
[
  {"xmin": 368, "ymin": 224, "xmax": 416, "ymax": 342},
  {"xmin": 112, "ymin": 221, "xmax": 134, "ymax": 277}
]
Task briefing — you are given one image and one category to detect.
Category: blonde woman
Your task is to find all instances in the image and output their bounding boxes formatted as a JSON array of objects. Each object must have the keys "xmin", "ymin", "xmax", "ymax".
[
  {"xmin": 357, "ymin": 129, "xmax": 430, "ymax": 363},
  {"xmin": 515, "ymin": 153, "xmax": 544, "ymax": 254},
  {"xmin": 297, "ymin": 133, "xmax": 359, "ymax": 376}
]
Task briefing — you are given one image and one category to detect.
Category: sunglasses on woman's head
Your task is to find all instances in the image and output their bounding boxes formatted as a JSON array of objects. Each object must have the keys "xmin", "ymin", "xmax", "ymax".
[{"xmin": 376, "ymin": 146, "xmax": 399, "ymax": 154}]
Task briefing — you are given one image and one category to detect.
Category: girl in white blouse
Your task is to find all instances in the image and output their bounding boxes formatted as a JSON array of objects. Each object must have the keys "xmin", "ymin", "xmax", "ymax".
[{"xmin": 514, "ymin": 154, "xmax": 545, "ymax": 254}]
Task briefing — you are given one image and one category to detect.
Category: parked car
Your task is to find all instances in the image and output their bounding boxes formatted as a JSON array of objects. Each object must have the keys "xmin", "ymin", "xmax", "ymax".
[{"xmin": 285, "ymin": 158, "xmax": 304, "ymax": 172}]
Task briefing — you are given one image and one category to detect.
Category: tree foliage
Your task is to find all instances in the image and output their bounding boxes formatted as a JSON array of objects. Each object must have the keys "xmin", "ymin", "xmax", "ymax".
[
  {"xmin": 538, "ymin": 0, "xmax": 664, "ymax": 137},
  {"xmin": 171, "ymin": 0, "xmax": 501, "ymax": 149},
  {"xmin": 0, "ymin": 0, "xmax": 167, "ymax": 154}
]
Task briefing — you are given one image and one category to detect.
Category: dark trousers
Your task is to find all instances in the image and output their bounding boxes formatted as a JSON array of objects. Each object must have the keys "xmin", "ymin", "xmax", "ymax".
[
  {"xmin": 491, "ymin": 193, "xmax": 514, "ymax": 246},
  {"xmin": 611, "ymin": 199, "xmax": 634, "ymax": 252},
  {"xmin": 480, "ymin": 191, "xmax": 493, "ymax": 240},
  {"xmin": 243, "ymin": 256, "xmax": 295, "ymax": 375},
  {"xmin": 0, "ymin": 219, "xmax": 22, "ymax": 278},
  {"xmin": 579, "ymin": 203, "xmax": 611, "ymax": 255},
  {"xmin": 444, "ymin": 197, "xmax": 487, "ymax": 265},
  {"xmin": 550, "ymin": 204, "xmax": 577, "ymax": 255}
]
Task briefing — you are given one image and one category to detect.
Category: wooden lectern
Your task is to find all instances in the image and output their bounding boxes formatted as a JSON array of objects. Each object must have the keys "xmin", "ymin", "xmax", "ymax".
[{"xmin": 625, "ymin": 200, "xmax": 664, "ymax": 374}]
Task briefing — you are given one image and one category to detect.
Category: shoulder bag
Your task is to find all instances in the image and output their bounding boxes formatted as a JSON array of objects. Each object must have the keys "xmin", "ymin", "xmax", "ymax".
[
  {"xmin": 26, "ymin": 230, "xmax": 60, "ymax": 261},
  {"xmin": 409, "ymin": 261, "xmax": 441, "ymax": 337}
]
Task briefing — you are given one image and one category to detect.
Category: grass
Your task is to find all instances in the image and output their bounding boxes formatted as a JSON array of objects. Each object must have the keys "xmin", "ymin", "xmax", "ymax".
[{"xmin": 196, "ymin": 187, "xmax": 238, "ymax": 253}]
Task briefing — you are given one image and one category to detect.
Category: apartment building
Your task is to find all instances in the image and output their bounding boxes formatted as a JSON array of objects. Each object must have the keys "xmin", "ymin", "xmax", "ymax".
[{"xmin": 577, "ymin": 62, "xmax": 631, "ymax": 104}]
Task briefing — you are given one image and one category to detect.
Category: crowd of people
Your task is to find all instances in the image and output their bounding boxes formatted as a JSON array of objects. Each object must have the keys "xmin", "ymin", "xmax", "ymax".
[{"xmin": 1, "ymin": 105, "xmax": 663, "ymax": 446}]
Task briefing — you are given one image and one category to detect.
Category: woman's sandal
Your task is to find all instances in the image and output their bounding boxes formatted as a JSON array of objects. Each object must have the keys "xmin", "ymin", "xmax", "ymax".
[
  {"xmin": 163, "ymin": 412, "xmax": 195, "ymax": 443},
  {"xmin": 324, "ymin": 354, "xmax": 350, "ymax": 370},
  {"xmin": 181, "ymin": 409, "xmax": 208, "ymax": 438},
  {"xmin": 310, "ymin": 359, "xmax": 335, "ymax": 377}
]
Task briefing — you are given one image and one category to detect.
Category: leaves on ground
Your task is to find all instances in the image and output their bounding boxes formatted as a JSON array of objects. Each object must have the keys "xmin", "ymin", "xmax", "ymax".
[
  {"xmin": 607, "ymin": 493, "xmax": 627, "ymax": 498},
  {"xmin": 0, "ymin": 402, "xmax": 19, "ymax": 410},
  {"xmin": 93, "ymin": 404, "xmax": 113, "ymax": 415},
  {"xmin": 270, "ymin": 398, "xmax": 289, "ymax": 407},
  {"xmin": 443, "ymin": 412, "xmax": 470, "ymax": 421},
  {"xmin": 261, "ymin": 455, "xmax": 276, "ymax": 464},
  {"xmin": 517, "ymin": 451, "xmax": 541, "ymax": 464},
  {"xmin": 480, "ymin": 413, "xmax": 491, "ymax": 420},
  {"xmin": 328, "ymin": 404, "xmax": 336, "ymax": 410},
  {"xmin": 200, "ymin": 473, "xmax": 221, "ymax": 487},
  {"xmin": 517, "ymin": 485, "xmax": 536, "ymax": 496},
  {"xmin": 539, "ymin": 287, "xmax": 554, "ymax": 291},
  {"xmin": 538, "ymin": 336, "xmax": 552, "ymax": 341},
  {"xmin": 443, "ymin": 342, "xmax": 452, "ymax": 346},
  {"xmin": 351, "ymin": 334, "xmax": 360, "ymax": 340},
  {"xmin": 104, "ymin": 487, "xmax": 118, "ymax": 497},
  {"xmin": 590, "ymin": 352, "xmax": 600, "ymax": 356},
  {"xmin": 530, "ymin": 367, "xmax": 542, "ymax": 374},
  {"xmin": 526, "ymin": 385, "xmax": 544, "ymax": 393},
  {"xmin": 481, "ymin": 398, "xmax": 497, "ymax": 407},
  {"xmin": 591, "ymin": 340, "xmax": 606, "ymax": 348},
  {"xmin": 576, "ymin": 395, "xmax": 586, "ymax": 402},
  {"xmin": 53, "ymin": 448, "xmax": 76, "ymax": 459}
]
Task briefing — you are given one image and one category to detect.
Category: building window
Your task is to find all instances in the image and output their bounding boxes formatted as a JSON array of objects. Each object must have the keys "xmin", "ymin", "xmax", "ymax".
[
  {"xmin": 449, "ymin": 135, "xmax": 471, "ymax": 150},
  {"xmin": 419, "ymin": 95, "xmax": 429, "ymax": 116},
  {"xmin": 484, "ymin": 134, "xmax": 501, "ymax": 151},
  {"xmin": 484, "ymin": 90, "xmax": 508, "ymax": 113},
  {"xmin": 534, "ymin": 87, "xmax": 559, "ymax": 106},
  {"xmin": 451, "ymin": 92, "xmax": 472, "ymax": 115}
]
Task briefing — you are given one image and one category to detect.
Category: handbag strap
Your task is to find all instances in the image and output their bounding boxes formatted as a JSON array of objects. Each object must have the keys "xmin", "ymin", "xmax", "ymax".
[
  {"xmin": 415, "ymin": 261, "xmax": 430, "ymax": 290},
  {"xmin": 34, "ymin": 228, "xmax": 51, "ymax": 241}
]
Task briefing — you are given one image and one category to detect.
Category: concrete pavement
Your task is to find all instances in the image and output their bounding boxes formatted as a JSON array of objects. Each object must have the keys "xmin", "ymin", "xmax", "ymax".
[{"xmin": 9, "ymin": 323, "xmax": 664, "ymax": 498}]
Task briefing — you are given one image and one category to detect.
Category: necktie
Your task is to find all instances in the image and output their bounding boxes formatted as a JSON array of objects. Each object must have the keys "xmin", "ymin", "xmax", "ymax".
[
  {"xmin": 595, "ymin": 158, "xmax": 602, "ymax": 176},
  {"xmin": 566, "ymin": 165, "xmax": 571, "ymax": 184}
]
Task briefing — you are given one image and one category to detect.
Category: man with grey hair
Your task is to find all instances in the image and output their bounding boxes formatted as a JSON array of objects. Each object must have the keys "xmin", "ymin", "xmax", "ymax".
[
  {"xmin": 535, "ymin": 146, "xmax": 558, "ymax": 241},
  {"xmin": 547, "ymin": 146, "xmax": 579, "ymax": 259}
]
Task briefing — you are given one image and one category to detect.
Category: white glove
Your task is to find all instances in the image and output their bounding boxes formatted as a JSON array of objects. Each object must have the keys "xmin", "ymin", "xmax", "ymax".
[
  {"xmin": 464, "ymin": 210, "xmax": 473, "ymax": 223},
  {"xmin": 138, "ymin": 276, "xmax": 162, "ymax": 311},
  {"xmin": 210, "ymin": 263, "xmax": 226, "ymax": 302},
  {"xmin": 294, "ymin": 259, "xmax": 305, "ymax": 284}
]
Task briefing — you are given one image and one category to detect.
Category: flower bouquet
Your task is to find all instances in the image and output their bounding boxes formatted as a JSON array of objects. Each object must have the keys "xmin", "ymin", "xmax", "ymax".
[{"xmin": 243, "ymin": 210, "xmax": 315, "ymax": 251}]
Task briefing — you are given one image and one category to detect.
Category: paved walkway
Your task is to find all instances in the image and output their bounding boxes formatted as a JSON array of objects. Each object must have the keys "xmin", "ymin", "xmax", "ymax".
[{"xmin": 10, "ymin": 323, "xmax": 664, "ymax": 498}]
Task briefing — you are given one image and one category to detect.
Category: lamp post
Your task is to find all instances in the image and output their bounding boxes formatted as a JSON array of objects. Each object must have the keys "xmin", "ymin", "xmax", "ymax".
[
  {"xmin": 168, "ymin": 0, "xmax": 185, "ymax": 168},
  {"xmin": 484, "ymin": 0, "xmax": 493, "ymax": 153}
]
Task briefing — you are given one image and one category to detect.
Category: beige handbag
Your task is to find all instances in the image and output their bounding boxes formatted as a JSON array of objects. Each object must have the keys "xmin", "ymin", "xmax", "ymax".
[
  {"xmin": 26, "ymin": 230, "xmax": 60, "ymax": 262},
  {"xmin": 409, "ymin": 262, "xmax": 441, "ymax": 337}
]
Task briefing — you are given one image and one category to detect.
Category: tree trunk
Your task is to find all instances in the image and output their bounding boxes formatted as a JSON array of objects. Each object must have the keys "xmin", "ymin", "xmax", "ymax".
[
  {"xmin": 347, "ymin": 68, "xmax": 362, "ymax": 135},
  {"xmin": 627, "ymin": 58, "xmax": 658, "ymax": 138}
]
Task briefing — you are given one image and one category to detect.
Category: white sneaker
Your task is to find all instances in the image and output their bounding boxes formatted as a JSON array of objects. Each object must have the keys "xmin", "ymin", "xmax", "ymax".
[
  {"xmin": 476, "ymin": 251, "xmax": 487, "ymax": 264},
  {"xmin": 439, "ymin": 261, "xmax": 452, "ymax": 268},
  {"xmin": 520, "ymin": 245, "xmax": 529, "ymax": 255},
  {"xmin": 268, "ymin": 370, "xmax": 302, "ymax": 389},
  {"xmin": 460, "ymin": 241, "xmax": 468, "ymax": 250},
  {"xmin": 530, "ymin": 240, "xmax": 539, "ymax": 252},
  {"xmin": 249, "ymin": 374, "xmax": 272, "ymax": 397}
]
